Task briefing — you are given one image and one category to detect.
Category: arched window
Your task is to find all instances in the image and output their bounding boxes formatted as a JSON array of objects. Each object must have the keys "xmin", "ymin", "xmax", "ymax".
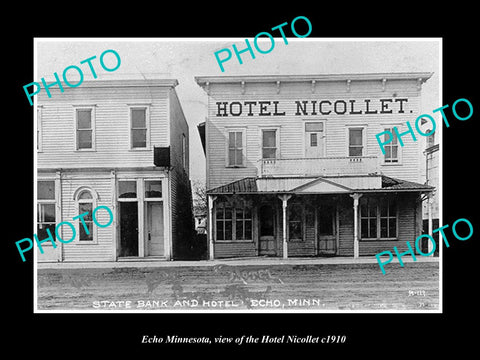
[{"xmin": 74, "ymin": 187, "xmax": 98, "ymax": 243}]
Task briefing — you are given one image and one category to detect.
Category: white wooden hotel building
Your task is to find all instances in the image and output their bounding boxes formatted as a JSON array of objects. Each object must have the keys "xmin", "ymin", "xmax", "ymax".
[
  {"xmin": 36, "ymin": 78, "xmax": 192, "ymax": 262},
  {"xmin": 196, "ymin": 73, "xmax": 434, "ymax": 259}
]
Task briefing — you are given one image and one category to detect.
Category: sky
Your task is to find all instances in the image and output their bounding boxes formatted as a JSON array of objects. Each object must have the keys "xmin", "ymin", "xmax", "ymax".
[{"xmin": 36, "ymin": 38, "xmax": 441, "ymax": 183}]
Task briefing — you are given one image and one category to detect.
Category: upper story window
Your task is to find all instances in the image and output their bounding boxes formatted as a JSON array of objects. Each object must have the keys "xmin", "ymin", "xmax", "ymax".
[
  {"xmin": 348, "ymin": 128, "xmax": 363, "ymax": 157},
  {"xmin": 383, "ymin": 127, "xmax": 399, "ymax": 163},
  {"xmin": 262, "ymin": 129, "xmax": 277, "ymax": 159},
  {"xmin": 130, "ymin": 107, "xmax": 149, "ymax": 149},
  {"xmin": 228, "ymin": 130, "xmax": 244, "ymax": 167},
  {"xmin": 75, "ymin": 107, "xmax": 95, "ymax": 151}
]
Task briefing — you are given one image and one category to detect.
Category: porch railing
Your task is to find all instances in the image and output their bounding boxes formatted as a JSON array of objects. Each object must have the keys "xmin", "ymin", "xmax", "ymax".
[{"xmin": 258, "ymin": 156, "xmax": 379, "ymax": 177}]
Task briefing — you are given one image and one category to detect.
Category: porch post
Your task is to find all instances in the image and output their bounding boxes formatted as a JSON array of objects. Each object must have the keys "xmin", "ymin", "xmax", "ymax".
[
  {"xmin": 427, "ymin": 193, "xmax": 434, "ymax": 256},
  {"xmin": 278, "ymin": 194, "xmax": 292, "ymax": 259},
  {"xmin": 350, "ymin": 193, "xmax": 362, "ymax": 259},
  {"xmin": 207, "ymin": 195, "xmax": 217, "ymax": 260}
]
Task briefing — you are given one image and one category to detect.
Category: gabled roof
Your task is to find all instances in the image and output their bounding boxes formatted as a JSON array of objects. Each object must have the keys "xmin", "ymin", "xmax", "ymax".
[{"xmin": 207, "ymin": 175, "xmax": 434, "ymax": 195}]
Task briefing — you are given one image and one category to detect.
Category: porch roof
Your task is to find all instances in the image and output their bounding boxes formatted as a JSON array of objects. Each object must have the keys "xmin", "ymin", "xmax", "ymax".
[{"xmin": 207, "ymin": 175, "xmax": 434, "ymax": 195}]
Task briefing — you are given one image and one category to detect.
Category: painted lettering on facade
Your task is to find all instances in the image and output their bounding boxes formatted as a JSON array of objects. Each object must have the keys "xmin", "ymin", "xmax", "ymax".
[{"xmin": 215, "ymin": 98, "xmax": 409, "ymax": 117}]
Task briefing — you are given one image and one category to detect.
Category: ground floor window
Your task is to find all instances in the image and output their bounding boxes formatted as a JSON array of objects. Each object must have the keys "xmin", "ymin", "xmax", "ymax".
[
  {"xmin": 37, "ymin": 180, "xmax": 56, "ymax": 244},
  {"xmin": 216, "ymin": 201, "xmax": 252, "ymax": 241},
  {"xmin": 360, "ymin": 196, "xmax": 397, "ymax": 239}
]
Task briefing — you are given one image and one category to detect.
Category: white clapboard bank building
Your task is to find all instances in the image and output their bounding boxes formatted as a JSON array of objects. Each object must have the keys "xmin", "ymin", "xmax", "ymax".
[
  {"xmin": 195, "ymin": 73, "xmax": 434, "ymax": 260},
  {"xmin": 36, "ymin": 78, "xmax": 192, "ymax": 262}
]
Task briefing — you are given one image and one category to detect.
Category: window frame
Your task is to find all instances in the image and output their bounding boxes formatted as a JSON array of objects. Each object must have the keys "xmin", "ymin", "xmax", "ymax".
[
  {"xmin": 347, "ymin": 126, "xmax": 365, "ymax": 157},
  {"xmin": 36, "ymin": 179, "xmax": 56, "ymax": 247},
  {"xmin": 225, "ymin": 128, "xmax": 246, "ymax": 168},
  {"xmin": 359, "ymin": 196, "xmax": 398, "ymax": 241},
  {"xmin": 261, "ymin": 127, "xmax": 280, "ymax": 160},
  {"xmin": 74, "ymin": 187, "xmax": 99, "ymax": 244},
  {"xmin": 73, "ymin": 106, "xmax": 96, "ymax": 151},
  {"xmin": 382, "ymin": 126, "xmax": 402, "ymax": 165},
  {"xmin": 129, "ymin": 105, "xmax": 151, "ymax": 150},
  {"xmin": 215, "ymin": 200, "xmax": 253, "ymax": 242}
]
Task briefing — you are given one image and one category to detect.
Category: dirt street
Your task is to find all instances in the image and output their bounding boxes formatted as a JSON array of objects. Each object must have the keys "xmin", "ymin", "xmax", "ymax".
[{"xmin": 37, "ymin": 262, "xmax": 439, "ymax": 311}]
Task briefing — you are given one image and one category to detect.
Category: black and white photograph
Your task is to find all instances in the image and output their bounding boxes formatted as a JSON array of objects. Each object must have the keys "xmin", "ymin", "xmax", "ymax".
[
  {"xmin": 7, "ymin": 10, "xmax": 478, "ymax": 353},
  {"xmin": 33, "ymin": 38, "xmax": 441, "ymax": 313}
]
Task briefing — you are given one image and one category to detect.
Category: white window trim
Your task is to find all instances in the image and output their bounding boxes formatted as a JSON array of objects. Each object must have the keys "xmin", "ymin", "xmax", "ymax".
[
  {"xmin": 303, "ymin": 119, "xmax": 327, "ymax": 158},
  {"xmin": 225, "ymin": 127, "xmax": 247, "ymax": 168},
  {"xmin": 345, "ymin": 125, "xmax": 367, "ymax": 157},
  {"xmin": 259, "ymin": 126, "xmax": 281, "ymax": 160},
  {"xmin": 129, "ymin": 105, "xmax": 151, "ymax": 150},
  {"xmin": 73, "ymin": 105, "xmax": 96, "ymax": 152},
  {"xmin": 73, "ymin": 187, "xmax": 99, "ymax": 244},
  {"xmin": 380, "ymin": 123, "xmax": 403, "ymax": 165}
]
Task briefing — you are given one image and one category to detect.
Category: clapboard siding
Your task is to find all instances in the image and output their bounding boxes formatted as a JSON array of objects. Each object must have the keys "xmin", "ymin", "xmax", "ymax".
[
  {"xmin": 206, "ymin": 77, "xmax": 423, "ymax": 190},
  {"xmin": 214, "ymin": 242, "xmax": 257, "ymax": 258},
  {"xmin": 38, "ymin": 84, "xmax": 171, "ymax": 169}
]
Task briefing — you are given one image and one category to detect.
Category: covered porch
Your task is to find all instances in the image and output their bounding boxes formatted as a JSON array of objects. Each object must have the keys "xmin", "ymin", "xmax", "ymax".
[{"xmin": 206, "ymin": 175, "xmax": 433, "ymax": 260}]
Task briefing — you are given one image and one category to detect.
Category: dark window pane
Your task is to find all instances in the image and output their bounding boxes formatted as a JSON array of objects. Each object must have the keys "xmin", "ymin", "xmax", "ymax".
[
  {"xmin": 370, "ymin": 219, "xmax": 377, "ymax": 238},
  {"xmin": 225, "ymin": 208, "xmax": 232, "ymax": 219},
  {"xmin": 349, "ymin": 147, "xmax": 362, "ymax": 156},
  {"xmin": 132, "ymin": 129, "xmax": 147, "ymax": 148},
  {"xmin": 79, "ymin": 222, "xmax": 93, "ymax": 241},
  {"xmin": 361, "ymin": 219, "xmax": 369, "ymax": 238},
  {"xmin": 79, "ymin": 203, "xmax": 93, "ymax": 220},
  {"xmin": 381, "ymin": 218, "xmax": 388, "ymax": 238},
  {"xmin": 228, "ymin": 149, "xmax": 236, "ymax": 166},
  {"xmin": 389, "ymin": 220, "xmax": 397, "ymax": 238},
  {"xmin": 145, "ymin": 180, "xmax": 162, "ymax": 198},
  {"xmin": 235, "ymin": 149, "xmax": 243, "ymax": 166},
  {"xmin": 77, "ymin": 110, "xmax": 91, "ymax": 129},
  {"xmin": 262, "ymin": 130, "xmax": 276, "ymax": 147},
  {"xmin": 236, "ymin": 221, "xmax": 244, "ymax": 240},
  {"xmin": 310, "ymin": 133, "xmax": 318, "ymax": 147},
  {"xmin": 349, "ymin": 129, "xmax": 363, "ymax": 145},
  {"xmin": 235, "ymin": 132, "xmax": 242, "ymax": 148},
  {"xmin": 131, "ymin": 109, "xmax": 146, "ymax": 128},
  {"xmin": 216, "ymin": 208, "xmax": 224, "ymax": 219},
  {"xmin": 262, "ymin": 148, "xmax": 276, "ymax": 159},
  {"xmin": 245, "ymin": 220, "xmax": 252, "ymax": 240},
  {"xmin": 225, "ymin": 220, "xmax": 232, "ymax": 240},
  {"xmin": 37, "ymin": 223, "xmax": 56, "ymax": 242},
  {"xmin": 38, "ymin": 181, "xmax": 55, "ymax": 200},
  {"xmin": 369, "ymin": 203, "xmax": 377, "ymax": 217},
  {"xmin": 216, "ymin": 223, "xmax": 224, "ymax": 240},
  {"xmin": 119, "ymin": 181, "xmax": 137, "ymax": 198},
  {"xmin": 78, "ymin": 130, "xmax": 92, "ymax": 149},
  {"xmin": 38, "ymin": 203, "xmax": 56, "ymax": 223},
  {"xmin": 228, "ymin": 132, "xmax": 235, "ymax": 148}
]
